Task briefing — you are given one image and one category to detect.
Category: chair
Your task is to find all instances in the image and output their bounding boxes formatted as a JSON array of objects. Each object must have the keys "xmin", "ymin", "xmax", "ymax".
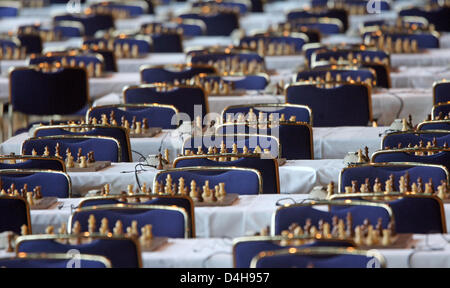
[
  {"xmin": 70, "ymin": 204, "xmax": 190, "ymax": 238},
  {"xmin": 0, "ymin": 253, "xmax": 112, "ymax": 268},
  {"xmin": 0, "ymin": 196, "xmax": 30, "ymax": 234},
  {"xmin": 286, "ymin": 81, "xmax": 372, "ymax": 127},
  {"xmin": 417, "ymin": 120, "xmax": 450, "ymax": 131},
  {"xmin": 179, "ymin": 12, "xmax": 239, "ymax": 36},
  {"xmin": 287, "ymin": 8, "xmax": 349, "ymax": 31},
  {"xmin": 16, "ymin": 234, "xmax": 141, "ymax": 268},
  {"xmin": 432, "ymin": 103, "xmax": 450, "ymax": 120},
  {"xmin": 400, "ymin": 6, "xmax": 450, "ymax": 32},
  {"xmin": 173, "ymin": 154, "xmax": 280, "ymax": 194},
  {"xmin": 287, "ymin": 18, "xmax": 343, "ymax": 35},
  {"xmin": 240, "ymin": 33, "xmax": 309, "ymax": 54},
  {"xmin": 250, "ymin": 247, "xmax": 386, "ymax": 268},
  {"xmin": 154, "ymin": 167, "xmax": 263, "ymax": 195},
  {"xmin": 84, "ymin": 47, "xmax": 117, "ymax": 72},
  {"xmin": 151, "ymin": 33, "xmax": 183, "ymax": 53},
  {"xmin": 140, "ymin": 64, "xmax": 216, "ymax": 84},
  {"xmin": 32, "ymin": 124, "xmax": 132, "ymax": 162},
  {"xmin": 338, "ymin": 163, "xmax": 449, "ymax": 193},
  {"xmin": 0, "ymin": 169, "xmax": 72, "ymax": 198},
  {"xmin": 382, "ymin": 131, "xmax": 450, "ymax": 149},
  {"xmin": 222, "ymin": 104, "xmax": 312, "ymax": 125},
  {"xmin": 90, "ymin": 1, "xmax": 149, "ymax": 17},
  {"xmin": 295, "ymin": 67, "xmax": 376, "ymax": 86},
  {"xmin": 0, "ymin": 2, "xmax": 19, "ymax": 18},
  {"xmin": 216, "ymin": 123, "xmax": 314, "ymax": 160},
  {"xmin": 233, "ymin": 235, "xmax": 354, "ymax": 268},
  {"xmin": 0, "ymin": 155, "xmax": 66, "ymax": 172},
  {"xmin": 433, "ymin": 80, "xmax": 450, "ymax": 105},
  {"xmin": 371, "ymin": 148, "xmax": 450, "ymax": 171},
  {"xmin": 198, "ymin": 74, "xmax": 269, "ymax": 90},
  {"xmin": 78, "ymin": 194, "xmax": 195, "ymax": 237},
  {"xmin": 174, "ymin": 19, "xmax": 207, "ymax": 37},
  {"xmin": 123, "ymin": 84, "xmax": 208, "ymax": 121},
  {"xmin": 22, "ymin": 135, "xmax": 122, "ymax": 163},
  {"xmin": 272, "ymin": 200, "xmax": 393, "ymax": 235},
  {"xmin": 53, "ymin": 13, "xmax": 115, "ymax": 37},
  {"xmin": 86, "ymin": 104, "xmax": 179, "ymax": 130},
  {"xmin": 17, "ymin": 34, "xmax": 43, "ymax": 54}
]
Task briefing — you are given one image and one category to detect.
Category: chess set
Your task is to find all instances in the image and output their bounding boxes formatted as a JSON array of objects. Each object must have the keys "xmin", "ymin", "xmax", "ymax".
[
  {"xmin": 189, "ymin": 75, "xmax": 245, "ymax": 96},
  {"xmin": 298, "ymin": 71, "xmax": 375, "ymax": 87},
  {"xmin": 90, "ymin": 6, "xmax": 132, "ymax": 20},
  {"xmin": 20, "ymin": 0, "xmax": 47, "ymax": 8},
  {"xmin": 224, "ymin": 108, "xmax": 301, "ymax": 125},
  {"xmin": 330, "ymin": 1, "xmax": 378, "ymax": 15},
  {"xmin": 322, "ymin": 52, "xmax": 390, "ymax": 66},
  {"xmin": 0, "ymin": 46, "xmax": 27, "ymax": 60},
  {"xmin": 154, "ymin": 174, "xmax": 239, "ymax": 206},
  {"xmin": 366, "ymin": 35, "xmax": 421, "ymax": 54},
  {"xmin": 433, "ymin": 112, "xmax": 450, "ymax": 121},
  {"xmin": 141, "ymin": 24, "xmax": 183, "ymax": 36},
  {"xmin": 20, "ymin": 26, "xmax": 63, "ymax": 42},
  {"xmin": 84, "ymin": 40, "xmax": 142, "ymax": 59},
  {"xmin": 0, "ymin": 183, "xmax": 58, "ymax": 210},
  {"xmin": 34, "ymin": 58, "xmax": 103, "ymax": 78},
  {"xmin": 31, "ymin": 143, "xmax": 111, "ymax": 172},
  {"xmin": 383, "ymin": 138, "xmax": 449, "ymax": 154},
  {"xmin": 241, "ymin": 39, "xmax": 298, "ymax": 56},
  {"xmin": 88, "ymin": 111, "xmax": 162, "ymax": 138},
  {"xmin": 194, "ymin": 57, "xmax": 265, "ymax": 75},
  {"xmin": 280, "ymin": 213, "xmax": 417, "ymax": 249}
]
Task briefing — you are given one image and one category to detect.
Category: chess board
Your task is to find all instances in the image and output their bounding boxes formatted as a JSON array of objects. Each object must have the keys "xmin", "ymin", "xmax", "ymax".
[
  {"xmin": 209, "ymin": 90, "xmax": 247, "ymax": 97},
  {"xmin": 358, "ymin": 233, "xmax": 417, "ymax": 249},
  {"xmin": 130, "ymin": 127, "xmax": 162, "ymax": 138},
  {"xmin": 30, "ymin": 197, "xmax": 59, "ymax": 210},
  {"xmin": 194, "ymin": 193, "xmax": 239, "ymax": 207},
  {"xmin": 140, "ymin": 237, "xmax": 169, "ymax": 252},
  {"xmin": 67, "ymin": 161, "xmax": 111, "ymax": 172}
]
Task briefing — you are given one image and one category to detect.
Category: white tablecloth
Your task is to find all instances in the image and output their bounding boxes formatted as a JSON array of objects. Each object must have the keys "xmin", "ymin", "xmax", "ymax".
[{"xmin": 391, "ymin": 66, "xmax": 450, "ymax": 89}]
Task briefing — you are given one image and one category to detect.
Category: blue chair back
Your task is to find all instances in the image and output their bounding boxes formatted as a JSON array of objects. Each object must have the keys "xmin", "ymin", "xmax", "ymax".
[
  {"xmin": 86, "ymin": 48, "xmax": 117, "ymax": 72},
  {"xmin": 173, "ymin": 155, "xmax": 279, "ymax": 194},
  {"xmin": 192, "ymin": 1, "xmax": 248, "ymax": 15},
  {"xmin": 286, "ymin": 82, "xmax": 372, "ymax": 127},
  {"xmin": 10, "ymin": 67, "xmax": 88, "ymax": 116},
  {"xmin": 32, "ymin": 125, "xmax": 131, "ymax": 162},
  {"xmin": 0, "ymin": 254, "xmax": 111, "ymax": 268},
  {"xmin": 17, "ymin": 34, "xmax": 43, "ymax": 54},
  {"xmin": 140, "ymin": 64, "xmax": 216, "ymax": 84},
  {"xmin": 364, "ymin": 32, "xmax": 440, "ymax": 49},
  {"xmin": 0, "ymin": 156, "xmax": 65, "ymax": 172},
  {"xmin": 124, "ymin": 85, "xmax": 207, "ymax": 120},
  {"xmin": 199, "ymin": 74, "xmax": 269, "ymax": 90},
  {"xmin": 53, "ymin": 13, "xmax": 115, "ymax": 36},
  {"xmin": 434, "ymin": 81, "xmax": 450, "ymax": 104},
  {"xmin": 372, "ymin": 149, "xmax": 450, "ymax": 171},
  {"xmin": 287, "ymin": 9, "xmax": 349, "ymax": 31},
  {"xmin": 154, "ymin": 167, "xmax": 262, "ymax": 195},
  {"xmin": 418, "ymin": 120, "xmax": 450, "ymax": 131},
  {"xmin": 0, "ymin": 4, "xmax": 19, "ymax": 17},
  {"xmin": 0, "ymin": 196, "xmax": 30, "ymax": 234},
  {"xmin": 296, "ymin": 68, "xmax": 376, "ymax": 85},
  {"xmin": 54, "ymin": 21, "xmax": 85, "ymax": 38},
  {"xmin": 433, "ymin": 103, "xmax": 450, "ymax": 120},
  {"xmin": 179, "ymin": 12, "xmax": 239, "ymax": 36},
  {"xmin": 176, "ymin": 19, "xmax": 206, "ymax": 37},
  {"xmin": 400, "ymin": 6, "xmax": 450, "ymax": 32},
  {"xmin": 0, "ymin": 169, "xmax": 71, "ymax": 198},
  {"xmin": 16, "ymin": 235, "xmax": 141, "ymax": 268},
  {"xmin": 0, "ymin": 38, "xmax": 20, "ymax": 50},
  {"xmin": 151, "ymin": 33, "xmax": 183, "ymax": 53},
  {"xmin": 188, "ymin": 51, "xmax": 264, "ymax": 66},
  {"xmin": 382, "ymin": 131, "xmax": 450, "ymax": 149},
  {"xmin": 70, "ymin": 204, "xmax": 189, "ymax": 238},
  {"xmin": 22, "ymin": 136, "xmax": 121, "ymax": 163},
  {"xmin": 240, "ymin": 34, "xmax": 308, "ymax": 53},
  {"xmin": 222, "ymin": 104, "xmax": 312, "ymax": 125}
]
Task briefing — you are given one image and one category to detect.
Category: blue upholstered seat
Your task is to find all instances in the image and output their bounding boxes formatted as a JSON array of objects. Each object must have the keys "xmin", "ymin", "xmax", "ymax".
[
  {"xmin": 400, "ymin": 6, "xmax": 450, "ymax": 32},
  {"xmin": 251, "ymin": 247, "xmax": 385, "ymax": 268},
  {"xmin": 339, "ymin": 163, "xmax": 449, "ymax": 193},
  {"xmin": 22, "ymin": 136, "xmax": 122, "ymax": 163},
  {"xmin": 222, "ymin": 104, "xmax": 312, "ymax": 124},
  {"xmin": 273, "ymin": 201, "xmax": 393, "ymax": 235},
  {"xmin": 286, "ymin": 82, "xmax": 372, "ymax": 126},
  {"xmin": 198, "ymin": 74, "xmax": 269, "ymax": 90},
  {"xmin": 140, "ymin": 64, "xmax": 216, "ymax": 84},
  {"xmin": 233, "ymin": 236, "xmax": 354, "ymax": 268},
  {"xmin": 124, "ymin": 84, "xmax": 207, "ymax": 120},
  {"xmin": 0, "ymin": 196, "xmax": 30, "ymax": 234},
  {"xmin": 382, "ymin": 131, "xmax": 450, "ymax": 149},
  {"xmin": 154, "ymin": 167, "xmax": 262, "ymax": 195},
  {"xmin": 215, "ymin": 123, "xmax": 314, "ymax": 160},
  {"xmin": 418, "ymin": 120, "xmax": 450, "ymax": 131},
  {"xmin": 0, "ymin": 156, "xmax": 65, "ymax": 171},
  {"xmin": 87, "ymin": 104, "xmax": 179, "ymax": 129},
  {"xmin": 54, "ymin": 21, "xmax": 85, "ymax": 38},
  {"xmin": 0, "ymin": 4, "xmax": 19, "ymax": 18},
  {"xmin": 240, "ymin": 34, "xmax": 308, "ymax": 53},
  {"xmin": 0, "ymin": 254, "xmax": 111, "ymax": 268},
  {"xmin": 287, "ymin": 8, "xmax": 349, "ymax": 31},
  {"xmin": 16, "ymin": 235, "xmax": 140, "ymax": 268},
  {"xmin": 372, "ymin": 150, "xmax": 450, "ymax": 171},
  {"xmin": 0, "ymin": 170, "xmax": 71, "ymax": 198},
  {"xmin": 175, "ymin": 19, "xmax": 206, "ymax": 37},
  {"xmin": 173, "ymin": 155, "xmax": 279, "ymax": 194},
  {"xmin": 179, "ymin": 12, "xmax": 239, "ymax": 36},
  {"xmin": 70, "ymin": 204, "xmax": 189, "ymax": 238},
  {"xmin": 296, "ymin": 68, "xmax": 376, "ymax": 85},
  {"xmin": 434, "ymin": 81, "xmax": 450, "ymax": 104},
  {"xmin": 32, "ymin": 125, "xmax": 132, "ymax": 162},
  {"xmin": 53, "ymin": 13, "xmax": 115, "ymax": 36},
  {"xmin": 150, "ymin": 33, "xmax": 183, "ymax": 53},
  {"xmin": 90, "ymin": 1, "xmax": 149, "ymax": 16},
  {"xmin": 432, "ymin": 103, "xmax": 450, "ymax": 120}
]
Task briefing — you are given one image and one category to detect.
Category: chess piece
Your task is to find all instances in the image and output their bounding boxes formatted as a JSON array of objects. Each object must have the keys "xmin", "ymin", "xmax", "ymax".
[
  {"xmin": 26, "ymin": 192, "xmax": 34, "ymax": 206},
  {"xmin": 32, "ymin": 149, "xmax": 37, "ymax": 156},
  {"xmin": 88, "ymin": 214, "xmax": 96, "ymax": 233},
  {"xmin": 87, "ymin": 151, "xmax": 95, "ymax": 163},
  {"xmin": 178, "ymin": 177, "xmax": 187, "ymax": 195},
  {"xmin": 79, "ymin": 156, "xmax": 87, "ymax": 168},
  {"xmin": 104, "ymin": 184, "xmax": 110, "ymax": 196},
  {"xmin": 113, "ymin": 220, "xmax": 123, "ymax": 236},
  {"xmin": 99, "ymin": 218, "xmax": 109, "ymax": 235},
  {"xmin": 189, "ymin": 180, "xmax": 200, "ymax": 201},
  {"xmin": 43, "ymin": 146, "xmax": 50, "ymax": 157},
  {"xmin": 140, "ymin": 224, "xmax": 153, "ymax": 247},
  {"xmin": 59, "ymin": 223, "xmax": 67, "ymax": 235},
  {"xmin": 135, "ymin": 122, "xmax": 142, "ymax": 134},
  {"xmin": 326, "ymin": 182, "xmax": 334, "ymax": 197},
  {"xmin": 217, "ymin": 182, "xmax": 226, "ymax": 201},
  {"xmin": 164, "ymin": 175, "xmax": 173, "ymax": 195},
  {"xmin": 382, "ymin": 229, "xmax": 391, "ymax": 246},
  {"xmin": 142, "ymin": 118, "xmax": 149, "ymax": 130},
  {"xmin": 72, "ymin": 221, "xmax": 81, "ymax": 235},
  {"xmin": 127, "ymin": 184, "xmax": 134, "ymax": 196},
  {"xmin": 77, "ymin": 148, "xmax": 82, "ymax": 163}
]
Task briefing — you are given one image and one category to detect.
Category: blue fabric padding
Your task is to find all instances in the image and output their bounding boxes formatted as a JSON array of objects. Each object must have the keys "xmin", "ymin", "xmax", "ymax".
[
  {"xmin": 155, "ymin": 169, "xmax": 260, "ymax": 195},
  {"xmin": 17, "ymin": 34, "xmax": 42, "ymax": 54},
  {"xmin": 0, "ymin": 172, "xmax": 70, "ymax": 198},
  {"xmin": 0, "ymin": 258, "xmax": 108, "ymax": 268},
  {"xmin": 174, "ymin": 157, "xmax": 278, "ymax": 194},
  {"xmin": 124, "ymin": 86, "xmax": 207, "ymax": 120},
  {"xmin": 189, "ymin": 52, "xmax": 264, "ymax": 64},
  {"xmin": 254, "ymin": 253, "xmax": 378, "ymax": 268},
  {"xmin": 400, "ymin": 6, "xmax": 450, "ymax": 32},
  {"xmin": 53, "ymin": 14, "xmax": 115, "ymax": 36},
  {"xmin": 0, "ymin": 38, "xmax": 19, "ymax": 49},
  {"xmin": 240, "ymin": 35, "xmax": 307, "ymax": 52},
  {"xmin": 0, "ymin": 198, "xmax": 29, "ymax": 234},
  {"xmin": 200, "ymin": 75, "xmax": 268, "ymax": 90},
  {"xmin": 179, "ymin": 12, "xmax": 239, "ymax": 36},
  {"xmin": 0, "ymin": 158, "xmax": 65, "ymax": 171},
  {"xmin": 192, "ymin": 1, "xmax": 248, "ymax": 14},
  {"xmin": 0, "ymin": 6, "xmax": 18, "ymax": 17},
  {"xmin": 71, "ymin": 207, "xmax": 186, "ymax": 238},
  {"xmin": 17, "ymin": 238, "xmax": 139, "ymax": 268},
  {"xmin": 340, "ymin": 165, "xmax": 448, "ymax": 192},
  {"xmin": 234, "ymin": 239, "xmax": 354, "ymax": 268},
  {"xmin": 274, "ymin": 205, "xmax": 391, "ymax": 235},
  {"xmin": 364, "ymin": 32, "xmax": 439, "ymax": 49},
  {"xmin": 296, "ymin": 68, "xmax": 375, "ymax": 83},
  {"xmin": 418, "ymin": 122, "xmax": 450, "ymax": 131},
  {"xmin": 90, "ymin": 2, "xmax": 146, "ymax": 16},
  {"xmin": 87, "ymin": 106, "xmax": 178, "ymax": 129},
  {"xmin": 22, "ymin": 137, "xmax": 120, "ymax": 163},
  {"xmin": 341, "ymin": 0, "xmax": 390, "ymax": 10},
  {"xmin": 289, "ymin": 22, "xmax": 341, "ymax": 34},
  {"xmin": 53, "ymin": 25, "xmax": 83, "ymax": 38},
  {"xmin": 177, "ymin": 22, "xmax": 204, "ymax": 37},
  {"xmin": 29, "ymin": 54, "xmax": 103, "ymax": 67},
  {"xmin": 434, "ymin": 82, "xmax": 450, "ymax": 104},
  {"xmin": 372, "ymin": 151, "xmax": 450, "ymax": 171},
  {"xmin": 215, "ymin": 124, "xmax": 313, "ymax": 160},
  {"xmin": 34, "ymin": 126, "xmax": 130, "ymax": 162},
  {"xmin": 150, "ymin": 33, "xmax": 183, "ymax": 52},
  {"xmin": 10, "ymin": 68, "xmax": 88, "ymax": 116},
  {"xmin": 141, "ymin": 66, "xmax": 215, "ymax": 84},
  {"xmin": 287, "ymin": 9, "xmax": 349, "ymax": 31},
  {"xmin": 223, "ymin": 105, "xmax": 311, "ymax": 124},
  {"xmin": 382, "ymin": 132, "xmax": 450, "ymax": 149},
  {"xmin": 433, "ymin": 103, "xmax": 450, "ymax": 119},
  {"xmin": 286, "ymin": 84, "xmax": 370, "ymax": 126},
  {"xmin": 388, "ymin": 197, "xmax": 444, "ymax": 233}
]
